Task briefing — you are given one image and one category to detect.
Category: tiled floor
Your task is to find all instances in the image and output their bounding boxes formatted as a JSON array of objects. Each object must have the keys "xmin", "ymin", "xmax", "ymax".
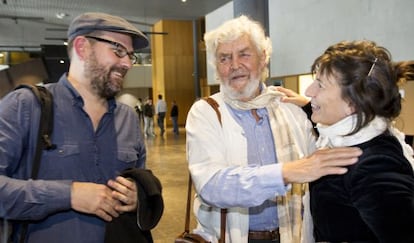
[{"xmin": 145, "ymin": 127, "xmax": 197, "ymax": 243}]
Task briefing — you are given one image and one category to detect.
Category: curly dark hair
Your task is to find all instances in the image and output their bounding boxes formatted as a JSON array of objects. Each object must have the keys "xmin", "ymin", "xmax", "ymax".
[{"xmin": 311, "ymin": 40, "xmax": 414, "ymax": 135}]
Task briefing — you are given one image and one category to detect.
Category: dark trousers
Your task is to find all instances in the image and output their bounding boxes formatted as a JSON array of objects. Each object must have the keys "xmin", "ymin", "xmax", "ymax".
[
  {"xmin": 157, "ymin": 112, "xmax": 166, "ymax": 135},
  {"xmin": 171, "ymin": 116, "xmax": 179, "ymax": 135}
]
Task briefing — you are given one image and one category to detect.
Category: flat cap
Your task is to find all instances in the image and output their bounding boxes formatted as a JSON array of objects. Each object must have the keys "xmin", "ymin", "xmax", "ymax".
[{"xmin": 67, "ymin": 12, "xmax": 149, "ymax": 50}]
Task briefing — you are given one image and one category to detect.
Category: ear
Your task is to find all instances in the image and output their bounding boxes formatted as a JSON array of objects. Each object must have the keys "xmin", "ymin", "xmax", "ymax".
[
  {"xmin": 72, "ymin": 36, "xmax": 89, "ymax": 61},
  {"xmin": 258, "ymin": 50, "xmax": 267, "ymax": 69},
  {"xmin": 345, "ymin": 102, "xmax": 356, "ymax": 116}
]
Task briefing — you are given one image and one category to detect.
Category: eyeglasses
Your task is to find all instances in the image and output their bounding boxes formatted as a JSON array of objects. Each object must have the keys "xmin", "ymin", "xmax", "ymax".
[{"xmin": 85, "ymin": 36, "xmax": 138, "ymax": 64}]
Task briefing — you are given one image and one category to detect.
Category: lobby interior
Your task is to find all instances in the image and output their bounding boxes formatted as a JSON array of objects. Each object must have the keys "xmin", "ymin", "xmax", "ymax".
[
  {"xmin": 143, "ymin": 127, "xmax": 196, "ymax": 243},
  {"xmin": 1, "ymin": 1, "xmax": 414, "ymax": 242}
]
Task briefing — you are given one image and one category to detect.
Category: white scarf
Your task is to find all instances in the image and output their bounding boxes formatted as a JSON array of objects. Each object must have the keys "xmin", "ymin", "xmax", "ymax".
[
  {"xmin": 223, "ymin": 84, "xmax": 305, "ymax": 243},
  {"xmin": 316, "ymin": 115, "xmax": 414, "ymax": 165}
]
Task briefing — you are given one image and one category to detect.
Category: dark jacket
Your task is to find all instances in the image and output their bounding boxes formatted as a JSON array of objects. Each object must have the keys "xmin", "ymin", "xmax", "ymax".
[
  {"xmin": 170, "ymin": 104, "xmax": 178, "ymax": 117},
  {"xmin": 310, "ymin": 132, "xmax": 414, "ymax": 243},
  {"xmin": 105, "ymin": 168, "xmax": 164, "ymax": 243},
  {"xmin": 143, "ymin": 104, "xmax": 154, "ymax": 117}
]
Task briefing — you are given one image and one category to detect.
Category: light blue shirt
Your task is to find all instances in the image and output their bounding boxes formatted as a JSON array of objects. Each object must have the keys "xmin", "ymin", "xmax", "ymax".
[
  {"xmin": 156, "ymin": 99, "xmax": 167, "ymax": 114},
  {"xmin": 201, "ymin": 105, "xmax": 279, "ymax": 231}
]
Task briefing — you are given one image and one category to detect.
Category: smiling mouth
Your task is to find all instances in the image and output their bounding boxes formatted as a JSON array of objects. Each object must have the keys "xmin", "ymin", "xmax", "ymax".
[
  {"xmin": 231, "ymin": 74, "xmax": 247, "ymax": 81},
  {"xmin": 111, "ymin": 71, "xmax": 125, "ymax": 81},
  {"xmin": 311, "ymin": 103, "xmax": 321, "ymax": 111}
]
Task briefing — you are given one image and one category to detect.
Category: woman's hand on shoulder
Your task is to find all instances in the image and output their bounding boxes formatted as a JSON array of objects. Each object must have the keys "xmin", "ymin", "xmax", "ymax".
[{"xmin": 273, "ymin": 86, "xmax": 310, "ymax": 107}]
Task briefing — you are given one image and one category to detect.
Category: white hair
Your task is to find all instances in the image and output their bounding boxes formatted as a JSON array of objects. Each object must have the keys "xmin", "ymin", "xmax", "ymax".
[{"xmin": 204, "ymin": 15, "xmax": 272, "ymax": 82}]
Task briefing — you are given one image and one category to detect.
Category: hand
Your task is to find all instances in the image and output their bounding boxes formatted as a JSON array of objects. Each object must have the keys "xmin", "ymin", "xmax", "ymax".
[
  {"xmin": 70, "ymin": 182, "xmax": 120, "ymax": 221},
  {"xmin": 273, "ymin": 86, "xmax": 310, "ymax": 107},
  {"xmin": 107, "ymin": 176, "xmax": 138, "ymax": 213},
  {"xmin": 282, "ymin": 147, "xmax": 362, "ymax": 183}
]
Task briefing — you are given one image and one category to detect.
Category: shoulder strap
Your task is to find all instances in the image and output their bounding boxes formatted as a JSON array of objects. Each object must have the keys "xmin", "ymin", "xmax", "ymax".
[
  {"xmin": 13, "ymin": 84, "xmax": 55, "ymax": 243},
  {"xmin": 184, "ymin": 96, "xmax": 226, "ymax": 242},
  {"xmin": 14, "ymin": 84, "xmax": 55, "ymax": 179},
  {"xmin": 202, "ymin": 97, "xmax": 222, "ymax": 125}
]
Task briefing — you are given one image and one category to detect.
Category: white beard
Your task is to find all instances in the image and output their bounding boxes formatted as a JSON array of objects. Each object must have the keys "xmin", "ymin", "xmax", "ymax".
[{"xmin": 220, "ymin": 78, "xmax": 261, "ymax": 101}]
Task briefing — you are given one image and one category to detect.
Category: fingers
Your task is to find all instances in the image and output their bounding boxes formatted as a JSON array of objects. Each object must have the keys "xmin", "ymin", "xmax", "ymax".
[
  {"xmin": 97, "ymin": 200, "xmax": 120, "ymax": 221},
  {"xmin": 282, "ymin": 147, "xmax": 362, "ymax": 184},
  {"xmin": 70, "ymin": 178, "xmax": 139, "ymax": 222},
  {"xmin": 319, "ymin": 167, "xmax": 349, "ymax": 176},
  {"xmin": 274, "ymin": 86, "xmax": 299, "ymax": 98},
  {"xmin": 310, "ymin": 147, "xmax": 360, "ymax": 171},
  {"xmin": 316, "ymin": 147, "xmax": 362, "ymax": 165},
  {"xmin": 313, "ymin": 147, "xmax": 361, "ymax": 177},
  {"xmin": 107, "ymin": 176, "xmax": 138, "ymax": 212},
  {"xmin": 70, "ymin": 182, "xmax": 120, "ymax": 221},
  {"xmin": 272, "ymin": 86, "xmax": 309, "ymax": 106}
]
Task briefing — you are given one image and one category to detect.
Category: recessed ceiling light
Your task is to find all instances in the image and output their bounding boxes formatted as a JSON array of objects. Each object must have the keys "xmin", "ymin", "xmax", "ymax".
[
  {"xmin": 181, "ymin": 0, "xmax": 187, "ymax": 2},
  {"xmin": 0, "ymin": 65, "xmax": 9, "ymax": 71}
]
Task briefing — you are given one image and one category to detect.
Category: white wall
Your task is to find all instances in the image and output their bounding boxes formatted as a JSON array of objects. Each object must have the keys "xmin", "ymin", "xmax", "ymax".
[
  {"xmin": 205, "ymin": 1, "xmax": 234, "ymax": 85},
  {"xmin": 205, "ymin": 0, "xmax": 414, "ymax": 79},
  {"xmin": 117, "ymin": 65, "xmax": 152, "ymax": 109},
  {"xmin": 117, "ymin": 93, "xmax": 139, "ymax": 108},
  {"xmin": 123, "ymin": 65, "xmax": 152, "ymax": 88},
  {"xmin": 269, "ymin": 0, "xmax": 414, "ymax": 77}
]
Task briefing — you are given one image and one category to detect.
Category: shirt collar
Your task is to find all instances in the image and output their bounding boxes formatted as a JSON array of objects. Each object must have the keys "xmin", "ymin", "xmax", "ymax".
[{"xmin": 58, "ymin": 73, "xmax": 117, "ymax": 112}]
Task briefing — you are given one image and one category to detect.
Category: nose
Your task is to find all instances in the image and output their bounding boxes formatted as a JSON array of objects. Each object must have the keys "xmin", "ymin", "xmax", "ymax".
[
  {"xmin": 120, "ymin": 55, "xmax": 133, "ymax": 69},
  {"xmin": 230, "ymin": 55, "xmax": 240, "ymax": 70},
  {"xmin": 305, "ymin": 81, "xmax": 317, "ymax": 97}
]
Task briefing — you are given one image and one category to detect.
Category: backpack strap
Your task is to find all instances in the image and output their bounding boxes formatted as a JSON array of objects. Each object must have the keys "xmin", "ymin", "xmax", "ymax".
[
  {"xmin": 14, "ymin": 84, "xmax": 55, "ymax": 178},
  {"xmin": 14, "ymin": 84, "xmax": 55, "ymax": 242}
]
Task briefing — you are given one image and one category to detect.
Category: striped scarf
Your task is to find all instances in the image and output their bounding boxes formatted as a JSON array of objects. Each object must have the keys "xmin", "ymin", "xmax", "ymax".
[{"xmin": 223, "ymin": 85, "xmax": 305, "ymax": 243}]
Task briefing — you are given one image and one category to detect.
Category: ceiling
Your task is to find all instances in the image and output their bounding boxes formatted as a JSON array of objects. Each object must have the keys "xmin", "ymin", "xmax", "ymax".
[{"xmin": 0, "ymin": 0, "xmax": 232, "ymax": 51}]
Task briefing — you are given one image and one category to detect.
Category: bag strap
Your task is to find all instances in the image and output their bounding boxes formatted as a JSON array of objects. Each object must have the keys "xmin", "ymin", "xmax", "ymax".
[
  {"xmin": 202, "ymin": 97, "xmax": 222, "ymax": 126},
  {"xmin": 184, "ymin": 174, "xmax": 192, "ymax": 233},
  {"xmin": 183, "ymin": 96, "xmax": 227, "ymax": 242},
  {"xmin": 14, "ymin": 84, "xmax": 55, "ymax": 243},
  {"xmin": 15, "ymin": 84, "xmax": 55, "ymax": 178},
  {"xmin": 184, "ymin": 175, "xmax": 227, "ymax": 243}
]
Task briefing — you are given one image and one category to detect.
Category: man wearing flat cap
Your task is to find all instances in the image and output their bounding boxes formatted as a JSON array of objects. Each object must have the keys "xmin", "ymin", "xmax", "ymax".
[{"xmin": 0, "ymin": 12, "xmax": 163, "ymax": 243}]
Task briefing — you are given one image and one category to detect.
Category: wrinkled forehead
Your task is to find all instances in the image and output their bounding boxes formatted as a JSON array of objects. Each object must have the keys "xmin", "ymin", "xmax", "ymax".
[{"xmin": 216, "ymin": 35, "xmax": 256, "ymax": 54}]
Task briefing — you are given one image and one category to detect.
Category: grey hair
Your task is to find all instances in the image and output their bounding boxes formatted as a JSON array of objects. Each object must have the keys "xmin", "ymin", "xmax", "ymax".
[{"xmin": 204, "ymin": 15, "xmax": 272, "ymax": 82}]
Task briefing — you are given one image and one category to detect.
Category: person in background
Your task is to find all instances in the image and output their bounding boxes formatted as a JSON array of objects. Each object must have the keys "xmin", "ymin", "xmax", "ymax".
[
  {"xmin": 170, "ymin": 100, "xmax": 179, "ymax": 136},
  {"xmin": 278, "ymin": 40, "xmax": 414, "ymax": 243},
  {"xmin": 156, "ymin": 94, "xmax": 167, "ymax": 136},
  {"xmin": 0, "ymin": 12, "xmax": 162, "ymax": 243},
  {"xmin": 185, "ymin": 15, "xmax": 362, "ymax": 243},
  {"xmin": 143, "ymin": 97, "xmax": 156, "ymax": 138},
  {"xmin": 135, "ymin": 97, "xmax": 144, "ymax": 127}
]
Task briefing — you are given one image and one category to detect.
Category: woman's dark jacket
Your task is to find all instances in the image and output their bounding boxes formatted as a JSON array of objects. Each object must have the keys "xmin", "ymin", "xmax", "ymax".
[{"xmin": 310, "ymin": 133, "xmax": 414, "ymax": 243}]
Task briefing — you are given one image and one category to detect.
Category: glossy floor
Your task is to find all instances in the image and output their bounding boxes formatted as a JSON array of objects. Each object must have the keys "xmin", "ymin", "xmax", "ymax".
[{"xmin": 145, "ymin": 128, "xmax": 197, "ymax": 243}]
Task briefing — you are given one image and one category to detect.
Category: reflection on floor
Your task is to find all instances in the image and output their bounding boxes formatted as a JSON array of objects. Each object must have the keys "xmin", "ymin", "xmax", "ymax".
[{"xmin": 145, "ymin": 128, "xmax": 197, "ymax": 243}]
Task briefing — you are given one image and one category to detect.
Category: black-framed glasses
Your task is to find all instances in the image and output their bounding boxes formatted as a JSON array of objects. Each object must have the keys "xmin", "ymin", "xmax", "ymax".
[{"xmin": 85, "ymin": 36, "xmax": 138, "ymax": 64}]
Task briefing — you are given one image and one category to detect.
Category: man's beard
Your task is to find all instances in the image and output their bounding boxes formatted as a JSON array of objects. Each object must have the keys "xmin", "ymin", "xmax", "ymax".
[
  {"xmin": 84, "ymin": 50, "xmax": 127, "ymax": 99},
  {"xmin": 221, "ymin": 77, "xmax": 261, "ymax": 101}
]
